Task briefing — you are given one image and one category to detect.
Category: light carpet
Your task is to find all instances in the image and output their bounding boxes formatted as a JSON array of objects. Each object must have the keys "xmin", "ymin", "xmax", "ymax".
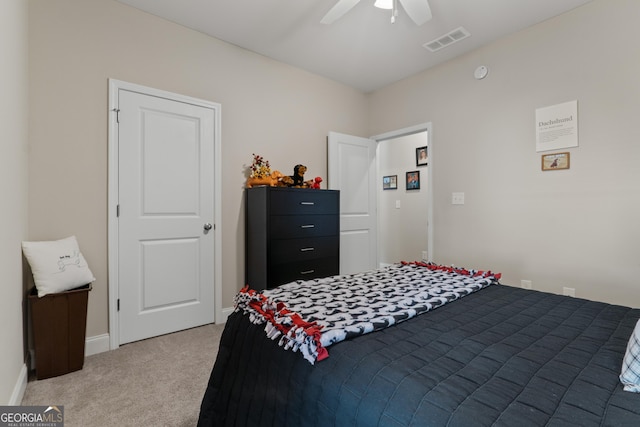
[{"xmin": 21, "ymin": 323, "xmax": 225, "ymax": 426}]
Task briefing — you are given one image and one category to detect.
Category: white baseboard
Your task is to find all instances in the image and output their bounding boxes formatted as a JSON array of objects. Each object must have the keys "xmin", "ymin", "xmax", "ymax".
[
  {"xmin": 9, "ymin": 364, "xmax": 28, "ymax": 405},
  {"xmin": 85, "ymin": 333, "xmax": 110, "ymax": 357},
  {"xmin": 220, "ymin": 306, "xmax": 234, "ymax": 323},
  {"xmin": 84, "ymin": 313, "xmax": 230, "ymax": 358}
]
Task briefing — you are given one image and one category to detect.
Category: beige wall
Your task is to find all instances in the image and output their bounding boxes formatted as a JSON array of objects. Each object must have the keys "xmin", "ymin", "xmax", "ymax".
[
  {"xmin": 28, "ymin": 0, "xmax": 368, "ymax": 339},
  {"xmin": 368, "ymin": 0, "xmax": 640, "ymax": 307},
  {"xmin": 1, "ymin": 0, "xmax": 29, "ymax": 404}
]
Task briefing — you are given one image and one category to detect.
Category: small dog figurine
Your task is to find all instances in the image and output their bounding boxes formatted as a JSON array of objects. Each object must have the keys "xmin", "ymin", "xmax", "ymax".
[{"xmin": 290, "ymin": 164, "xmax": 307, "ymax": 187}]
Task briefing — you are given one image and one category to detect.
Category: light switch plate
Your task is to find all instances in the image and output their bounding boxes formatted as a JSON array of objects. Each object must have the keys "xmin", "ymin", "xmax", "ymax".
[{"xmin": 452, "ymin": 192, "xmax": 465, "ymax": 205}]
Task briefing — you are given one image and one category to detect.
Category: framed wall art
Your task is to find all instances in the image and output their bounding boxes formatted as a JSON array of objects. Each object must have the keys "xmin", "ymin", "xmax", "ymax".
[
  {"xmin": 541, "ymin": 152, "xmax": 570, "ymax": 171},
  {"xmin": 536, "ymin": 100, "xmax": 578, "ymax": 152},
  {"xmin": 406, "ymin": 171, "xmax": 420, "ymax": 190},
  {"xmin": 383, "ymin": 175, "xmax": 398, "ymax": 190},
  {"xmin": 416, "ymin": 146, "xmax": 428, "ymax": 166}
]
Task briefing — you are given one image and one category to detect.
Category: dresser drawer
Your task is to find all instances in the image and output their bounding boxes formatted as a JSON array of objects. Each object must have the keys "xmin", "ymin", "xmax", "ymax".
[
  {"xmin": 269, "ymin": 189, "xmax": 338, "ymax": 215},
  {"xmin": 270, "ymin": 215, "xmax": 338, "ymax": 239},
  {"xmin": 269, "ymin": 257, "xmax": 339, "ymax": 287},
  {"xmin": 270, "ymin": 236, "xmax": 338, "ymax": 264}
]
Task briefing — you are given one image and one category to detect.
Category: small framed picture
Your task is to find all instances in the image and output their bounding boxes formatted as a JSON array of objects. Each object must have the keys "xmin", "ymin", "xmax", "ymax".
[
  {"xmin": 541, "ymin": 152, "xmax": 570, "ymax": 171},
  {"xmin": 406, "ymin": 171, "xmax": 420, "ymax": 190},
  {"xmin": 383, "ymin": 175, "xmax": 398, "ymax": 190},
  {"xmin": 416, "ymin": 146, "xmax": 428, "ymax": 166}
]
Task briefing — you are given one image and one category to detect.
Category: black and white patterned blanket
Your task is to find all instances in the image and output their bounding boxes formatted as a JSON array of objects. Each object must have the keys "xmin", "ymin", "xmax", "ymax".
[{"xmin": 235, "ymin": 262, "xmax": 501, "ymax": 364}]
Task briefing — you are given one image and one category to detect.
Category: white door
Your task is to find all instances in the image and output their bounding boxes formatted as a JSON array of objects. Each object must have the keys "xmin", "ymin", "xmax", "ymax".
[
  {"xmin": 117, "ymin": 89, "xmax": 216, "ymax": 344},
  {"xmin": 327, "ymin": 131, "xmax": 378, "ymax": 274}
]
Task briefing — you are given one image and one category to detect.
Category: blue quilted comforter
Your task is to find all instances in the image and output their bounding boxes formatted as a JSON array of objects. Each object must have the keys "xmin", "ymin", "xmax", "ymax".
[{"xmin": 198, "ymin": 283, "xmax": 640, "ymax": 426}]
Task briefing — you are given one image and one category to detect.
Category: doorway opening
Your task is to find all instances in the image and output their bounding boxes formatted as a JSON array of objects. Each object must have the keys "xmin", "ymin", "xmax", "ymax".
[{"xmin": 372, "ymin": 123, "xmax": 433, "ymax": 267}]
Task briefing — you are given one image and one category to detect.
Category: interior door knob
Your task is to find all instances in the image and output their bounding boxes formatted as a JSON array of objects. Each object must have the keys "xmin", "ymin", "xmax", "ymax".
[{"xmin": 204, "ymin": 223, "xmax": 213, "ymax": 231}]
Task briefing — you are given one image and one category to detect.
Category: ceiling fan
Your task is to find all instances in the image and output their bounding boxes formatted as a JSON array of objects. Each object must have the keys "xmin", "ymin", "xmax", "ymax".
[{"xmin": 321, "ymin": 0, "xmax": 432, "ymax": 26}]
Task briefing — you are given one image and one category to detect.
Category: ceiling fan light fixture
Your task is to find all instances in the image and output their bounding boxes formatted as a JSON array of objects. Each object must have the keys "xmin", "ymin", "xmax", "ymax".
[
  {"xmin": 374, "ymin": 0, "xmax": 393, "ymax": 10},
  {"xmin": 322, "ymin": 0, "xmax": 431, "ymax": 25}
]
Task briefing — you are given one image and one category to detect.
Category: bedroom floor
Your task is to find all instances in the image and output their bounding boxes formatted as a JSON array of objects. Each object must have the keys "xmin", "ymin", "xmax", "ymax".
[{"xmin": 21, "ymin": 322, "xmax": 225, "ymax": 426}]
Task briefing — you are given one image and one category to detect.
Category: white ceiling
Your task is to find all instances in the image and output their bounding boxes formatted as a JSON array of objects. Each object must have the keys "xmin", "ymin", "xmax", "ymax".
[{"xmin": 116, "ymin": 0, "xmax": 594, "ymax": 93}]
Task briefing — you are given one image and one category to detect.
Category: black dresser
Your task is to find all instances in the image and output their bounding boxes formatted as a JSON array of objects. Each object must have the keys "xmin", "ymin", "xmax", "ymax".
[{"xmin": 245, "ymin": 186, "xmax": 340, "ymax": 290}]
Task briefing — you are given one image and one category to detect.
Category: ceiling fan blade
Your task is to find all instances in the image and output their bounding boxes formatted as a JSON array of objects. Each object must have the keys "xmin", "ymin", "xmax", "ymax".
[
  {"xmin": 399, "ymin": 0, "xmax": 432, "ymax": 26},
  {"xmin": 320, "ymin": 0, "xmax": 361, "ymax": 25}
]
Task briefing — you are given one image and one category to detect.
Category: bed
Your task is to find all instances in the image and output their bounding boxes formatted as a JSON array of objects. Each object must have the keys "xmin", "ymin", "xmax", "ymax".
[{"xmin": 197, "ymin": 263, "xmax": 640, "ymax": 426}]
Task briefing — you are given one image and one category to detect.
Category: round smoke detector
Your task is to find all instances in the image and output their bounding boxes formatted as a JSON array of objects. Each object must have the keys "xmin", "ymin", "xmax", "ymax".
[{"xmin": 474, "ymin": 65, "xmax": 489, "ymax": 80}]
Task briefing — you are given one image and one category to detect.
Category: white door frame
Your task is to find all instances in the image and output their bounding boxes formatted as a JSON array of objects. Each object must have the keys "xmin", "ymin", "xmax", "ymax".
[
  {"xmin": 371, "ymin": 122, "xmax": 434, "ymax": 262},
  {"xmin": 107, "ymin": 79, "xmax": 223, "ymax": 350}
]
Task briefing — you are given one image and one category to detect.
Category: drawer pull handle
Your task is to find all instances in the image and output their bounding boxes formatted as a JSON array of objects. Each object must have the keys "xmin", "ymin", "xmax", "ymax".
[
  {"xmin": 300, "ymin": 270, "xmax": 315, "ymax": 275},
  {"xmin": 300, "ymin": 224, "xmax": 315, "ymax": 229},
  {"xmin": 300, "ymin": 247, "xmax": 315, "ymax": 252},
  {"xmin": 300, "ymin": 201, "xmax": 315, "ymax": 205}
]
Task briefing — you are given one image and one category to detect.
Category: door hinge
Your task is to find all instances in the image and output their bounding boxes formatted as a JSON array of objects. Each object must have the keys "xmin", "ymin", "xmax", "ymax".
[
  {"xmin": 112, "ymin": 108, "xmax": 120, "ymax": 123},
  {"xmin": 116, "ymin": 204, "xmax": 120, "ymax": 217},
  {"xmin": 117, "ymin": 299, "xmax": 120, "ymax": 311}
]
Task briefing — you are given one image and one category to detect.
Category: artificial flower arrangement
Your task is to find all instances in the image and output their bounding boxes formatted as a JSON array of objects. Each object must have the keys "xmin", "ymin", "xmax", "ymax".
[{"xmin": 249, "ymin": 153, "xmax": 271, "ymax": 179}]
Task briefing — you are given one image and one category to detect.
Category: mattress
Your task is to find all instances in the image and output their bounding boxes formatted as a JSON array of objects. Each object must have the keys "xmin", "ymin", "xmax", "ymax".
[{"xmin": 198, "ymin": 279, "xmax": 640, "ymax": 426}]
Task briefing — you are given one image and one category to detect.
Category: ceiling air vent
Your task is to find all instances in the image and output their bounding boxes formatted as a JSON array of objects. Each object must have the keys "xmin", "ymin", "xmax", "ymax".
[{"xmin": 423, "ymin": 27, "xmax": 470, "ymax": 52}]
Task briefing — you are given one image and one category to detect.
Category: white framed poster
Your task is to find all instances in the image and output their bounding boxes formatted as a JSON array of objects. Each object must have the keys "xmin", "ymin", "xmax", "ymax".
[{"xmin": 535, "ymin": 100, "xmax": 578, "ymax": 152}]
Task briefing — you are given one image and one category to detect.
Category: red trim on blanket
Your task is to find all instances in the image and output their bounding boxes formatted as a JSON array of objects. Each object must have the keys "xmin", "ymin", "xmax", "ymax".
[
  {"xmin": 239, "ymin": 285, "xmax": 329, "ymax": 361},
  {"xmin": 401, "ymin": 261, "xmax": 502, "ymax": 280}
]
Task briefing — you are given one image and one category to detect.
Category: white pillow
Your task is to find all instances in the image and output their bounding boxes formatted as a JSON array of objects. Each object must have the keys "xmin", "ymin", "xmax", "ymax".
[
  {"xmin": 22, "ymin": 236, "xmax": 95, "ymax": 297},
  {"xmin": 620, "ymin": 319, "xmax": 640, "ymax": 392}
]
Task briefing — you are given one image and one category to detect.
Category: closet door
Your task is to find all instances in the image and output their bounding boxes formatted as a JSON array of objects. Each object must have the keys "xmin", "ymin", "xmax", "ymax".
[{"xmin": 117, "ymin": 89, "xmax": 216, "ymax": 344}]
